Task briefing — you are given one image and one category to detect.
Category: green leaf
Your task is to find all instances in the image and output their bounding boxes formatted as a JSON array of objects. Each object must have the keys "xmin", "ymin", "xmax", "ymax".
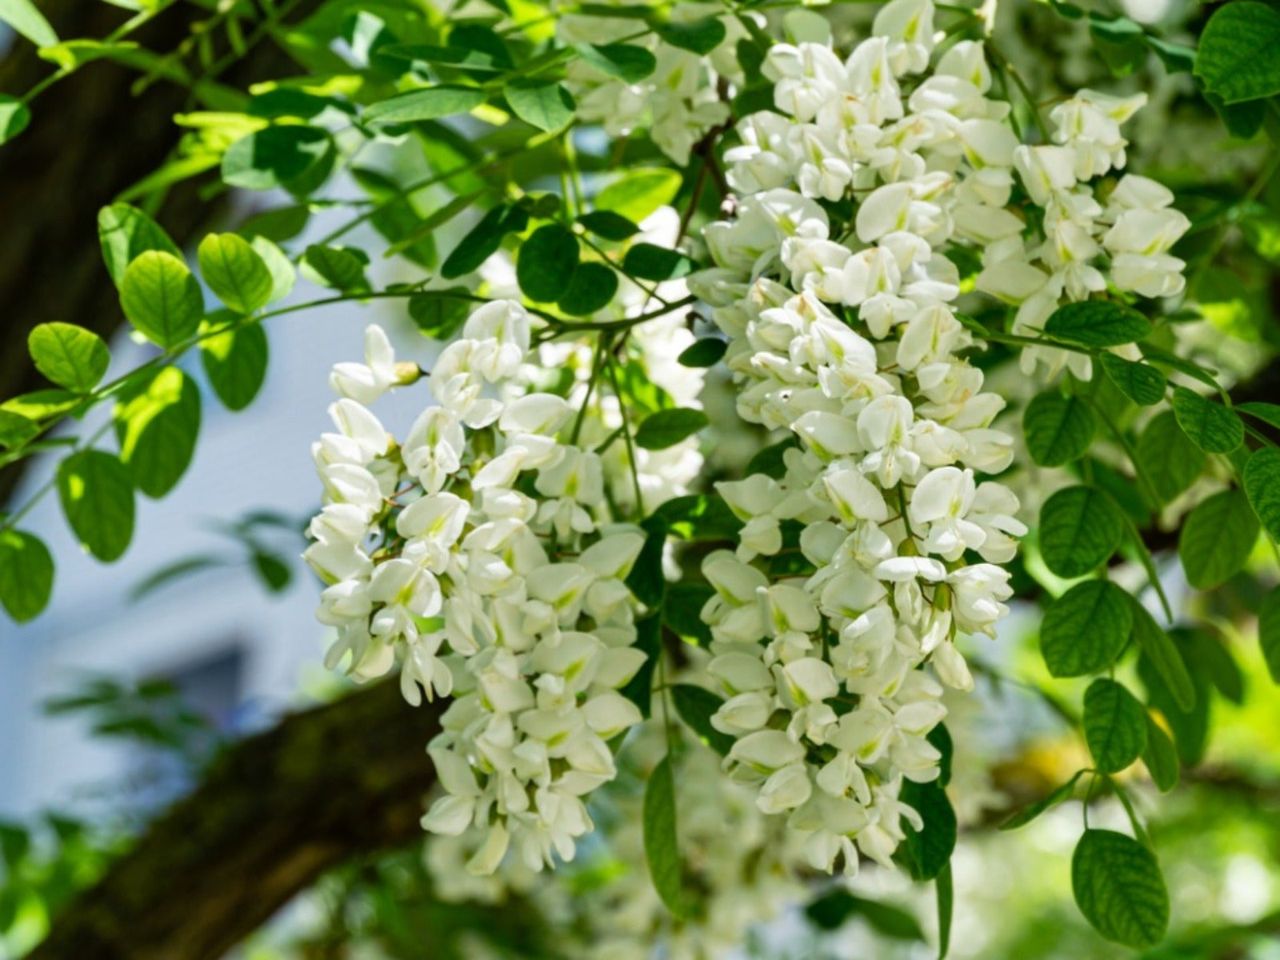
[
  {"xmin": 1128, "ymin": 598, "xmax": 1194, "ymax": 712},
  {"xmin": 1138, "ymin": 633, "xmax": 1210, "ymax": 765},
  {"xmin": 503, "ymin": 80, "xmax": 575, "ymax": 132},
  {"xmin": 624, "ymin": 516, "xmax": 667, "ymax": 608},
  {"xmin": 804, "ymin": 889, "xmax": 924, "ymax": 940},
  {"xmin": 1039, "ymin": 485, "xmax": 1125, "ymax": 578},
  {"xmin": 301, "ymin": 244, "xmax": 370, "ymax": 293},
  {"xmin": 1040, "ymin": 580, "xmax": 1133, "ymax": 678},
  {"xmin": 677, "ymin": 338, "xmax": 726, "ymax": 368},
  {"xmin": 936, "ymin": 863, "xmax": 954, "ymax": 959},
  {"xmin": 576, "ymin": 42, "xmax": 657, "ymax": 82},
  {"xmin": 655, "ymin": 493, "xmax": 742, "ymax": 540},
  {"xmin": 1186, "ymin": 628, "xmax": 1244, "ymax": 704},
  {"xmin": 198, "ymin": 233, "xmax": 273, "ymax": 314},
  {"xmin": 1137, "ymin": 411, "xmax": 1205, "ymax": 504},
  {"xmin": 28, "ymin": 323, "xmax": 109, "ymax": 393},
  {"xmin": 1100, "ymin": 354, "xmax": 1166, "ymax": 406},
  {"xmin": 620, "ymin": 612, "xmax": 660, "ymax": 716},
  {"xmin": 364, "ymin": 86, "xmax": 486, "ymax": 125},
  {"xmin": 1179, "ymin": 489, "xmax": 1259, "ymax": 589},
  {"xmin": 251, "ymin": 236, "xmax": 296, "ymax": 303},
  {"xmin": 0, "ymin": 409, "xmax": 38, "ymax": 449},
  {"xmin": 1170, "ymin": 387, "xmax": 1243, "ymax": 454},
  {"xmin": 222, "ymin": 125, "xmax": 333, "ymax": 192},
  {"xmin": 1194, "ymin": 1, "xmax": 1280, "ymax": 104},
  {"xmin": 1000, "ymin": 770, "xmax": 1086, "ymax": 830},
  {"xmin": 253, "ymin": 551, "xmax": 292, "ymax": 592},
  {"xmin": 1072, "ymin": 829, "xmax": 1169, "ymax": 948},
  {"xmin": 622, "ymin": 243, "xmax": 697, "ymax": 281},
  {"xmin": 1044, "ymin": 301, "xmax": 1151, "ymax": 347},
  {"xmin": 557, "ymin": 262, "xmax": 618, "ymax": 316},
  {"xmin": 409, "ymin": 290, "xmax": 470, "ymax": 339},
  {"xmin": 130, "ymin": 554, "xmax": 226, "ymax": 601},
  {"xmin": 596, "ymin": 168, "xmax": 682, "ymax": 223},
  {"xmin": 671, "ymin": 685, "xmax": 734, "ymax": 755},
  {"xmin": 1237, "ymin": 401, "xmax": 1280, "ymax": 431},
  {"xmin": 120, "ymin": 251, "xmax": 203, "ymax": 348},
  {"xmin": 56, "ymin": 449, "xmax": 136, "ymax": 562},
  {"xmin": 1023, "ymin": 392, "xmax": 1095, "ymax": 466},
  {"xmin": 98, "ymin": 203, "xmax": 181, "ymax": 288},
  {"xmin": 517, "ymin": 225, "xmax": 579, "ymax": 302},
  {"xmin": 0, "ymin": 95, "xmax": 31, "ymax": 145},
  {"xmin": 652, "ymin": 15, "xmax": 726, "ymax": 54},
  {"xmin": 200, "ymin": 317, "xmax": 268, "ymax": 411},
  {"xmin": 643, "ymin": 755, "xmax": 687, "ymax": 918},
  {"xmin": 635, "ymin": 408, "xmax": 708, "ymax": 450},
  {"xmin": 113, "ymin": 367, "xmax": 202, "ymax": 498},
  {"xmin": 0, "ymin": 529, "xmax": 53, "ymax": 623},
  {"xmin": 2, "ymin": 389, "xmax": 80, "ymax": 422},
  {"xmin": 1244, "ymin": 447, "xmax": 1280, "ymax": 542},
  {"xmin": 1259, "ymin": 587, "xmax": 1280, "ymax": 684},
  {"xmin": 1142, "ymin": 716, "xmax": 1179, "ymax": 792},
  {"xmin": 900, "ymin": 780, "xmax": 956, "ymax": 881},
  {"xmin": 0, "ymin": 0, "xmax": 58, "ymax": 48},
  {"xmin": 577, "ymin": 210, "xmax": 640, "ymax": 241},
  {"xmin": 1083, "ymin": 678, "xmax": 1148, "ymax": 773},
  {"xmin": 441, "ymin": 204, "xmax": 528, "ymax": 279},
  {"xmin": 662, "ymin": 580, "xmax": 713, "ymax": 644}
]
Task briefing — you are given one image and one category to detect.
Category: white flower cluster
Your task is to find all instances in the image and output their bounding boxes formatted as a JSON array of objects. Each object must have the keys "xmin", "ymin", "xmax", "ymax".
[
  {"xmin": 686, "ymin": 0, "xmax": 1066, "ymax": 876},
  {"xmin": 428, "ymin": 725, "xmax": 805, "ymax": 960},
  {"xmin": 304, "ymin": 304, "xmax": 653, "ymax": 875},
  {"xmin": 559, "ymin": 3, "xmax": 743, "ymax": 164},
  {"xmin": 978, "ymin": 93, "xmax": 1192, "ymax": 379}
]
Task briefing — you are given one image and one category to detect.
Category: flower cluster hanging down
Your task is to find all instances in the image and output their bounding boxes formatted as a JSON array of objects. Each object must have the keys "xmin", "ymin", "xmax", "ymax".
[
  {"xmin": 686, "ymin": 0, "xmax": 1187, "ymax": 876},
  {"xmin": 304, "ymin": 303, "xmax": 654, "ymax": 874}
]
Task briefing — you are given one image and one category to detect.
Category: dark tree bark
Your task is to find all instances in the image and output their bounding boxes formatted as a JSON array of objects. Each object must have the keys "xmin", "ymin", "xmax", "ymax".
[{"xmin": 28, "ymin": 681, "xmax": 443, "ymax": 960}]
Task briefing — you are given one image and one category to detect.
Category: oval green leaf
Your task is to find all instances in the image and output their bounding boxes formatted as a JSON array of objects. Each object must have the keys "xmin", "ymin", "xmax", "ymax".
[
  {"xmin": 98, "ymin": 203, "xmax": 181, "ymax": 287},
  {"xmin": 1137, "ymin": 410, "xmax": 1204, "ymax": 504},
  {"xmin": 120, "ymin": 251, "xmax": 203, "ymax": 348},
  {"xmin": 1023, "ymin": 392, "xmax": 1095, "ymax": 466},
  {"xmin": 1072, "ymin": 829, "xmax": 1169, "ymax": 948},
  {"xmin": 0, "ymin": 529, "xmax": 54, "ymax": 623},
  {"xmin": 1194, "ymin": 1, "xmax": 1280, "ymax": 105},
  {"xmin": 1040, "ymin": 579, "xmax": 1133, "ymax": 678},
  {"xmin": 1099, "ymin": 354, "xmax": 1166, "ymax": 406},
  {"xmin": 200, "ymin": 318, "xmax": 268, "ymax": 412},
  {"xmin": 28, "ymin": 323, "xmax": 110, "ymax": 393},
  {"xmin": 635, "ymin": 408, "xmax": 708, "ymax": 450},
  {"xmin": 643, "ymin": 755, "xmax": 688, "ymax": 918},
  {"xmin": 1243, "ymin": 447, "xmax": 1280, "ymax": 542},
  {"xmin": 1044, "ymin": 301, "xmax": 1151, "ymax": 347},
  {"xmin": 1039, "ymin": 485, "xmax": 1125, "ymax": 578},
  {"xmin": 1083, "ymin": 678, "xmax": 1148, "ymax": 773},
  {"xmin": 1171, "ymin": 386, "xmax": 1243, "ymax": 454},
  {"xmin": 364, "ymin": 86, "xmax": 486, "ymax": 126},
  {"xmin": 503, "ymin": 80, "xmax": 575, "ymax": 132},
  {"xmin": 557, "ymin": 261, "xmax": 618, "ymax": 316},
  {"xmin": 198, "ymin": 233, "xmax": 274, "ymax": 314},
  {"xmin": 113, "ymin": 367, "xmax": 202, "ymax": 498},
  {"xmin": 1178, "ymin": 488, "xmax": 1259, "ymax": 589},
  {"xmin": 517, "ymin": 225, "xmax": 579, "ymax": 303},
  {"xmin": 56, "ymin": 449, "xmax": 135, "ymax": 562}
]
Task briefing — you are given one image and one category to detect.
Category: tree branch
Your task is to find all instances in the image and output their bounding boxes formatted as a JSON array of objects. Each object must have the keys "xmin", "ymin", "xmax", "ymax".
[{"xmin": 29, "ymin": 681, "xmax": 441, "ymax": 960}]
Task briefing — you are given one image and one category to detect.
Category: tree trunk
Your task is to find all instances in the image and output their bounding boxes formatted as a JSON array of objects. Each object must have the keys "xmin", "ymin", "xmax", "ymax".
[{"xmin": 28, "ymin": 681, "xmax": 442, "ymax": 960}]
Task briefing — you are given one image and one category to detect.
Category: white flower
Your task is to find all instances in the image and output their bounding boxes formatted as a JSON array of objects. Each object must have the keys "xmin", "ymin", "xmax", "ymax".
[{"xmin": 329, "ymin": 325, "xmax": 402, "ymax": 404}]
